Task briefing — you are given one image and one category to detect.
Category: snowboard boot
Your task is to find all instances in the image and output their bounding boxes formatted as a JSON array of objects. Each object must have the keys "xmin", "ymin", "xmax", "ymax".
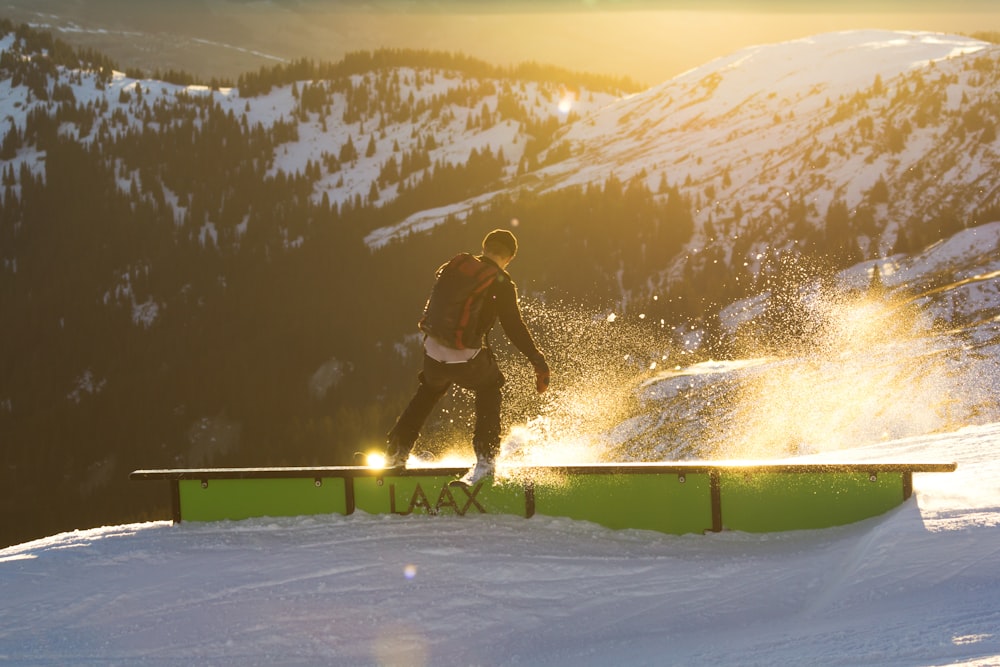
[
  {"xmin": 453, "ymin": 456, "xmax": 495, "ymax": 487},
  {"xmin": 383, "ymin": 432, "xmax": 415, "ymax": 469}
]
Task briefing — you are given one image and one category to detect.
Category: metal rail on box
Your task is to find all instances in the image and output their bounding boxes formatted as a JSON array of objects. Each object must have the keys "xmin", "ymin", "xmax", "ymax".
[{"xmin": 130, "ymin": 462, "xmax": 957, "ymax": 534}]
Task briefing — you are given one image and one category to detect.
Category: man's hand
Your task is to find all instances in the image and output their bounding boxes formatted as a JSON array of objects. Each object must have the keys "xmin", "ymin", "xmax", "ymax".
[{"xmin": 535, "ymin": 366, "xmax": 550, "ymax": 394}]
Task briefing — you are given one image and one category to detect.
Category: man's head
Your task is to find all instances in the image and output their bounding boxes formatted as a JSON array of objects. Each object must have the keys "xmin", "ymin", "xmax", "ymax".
[{"xmin": 482, "ymin": 229, "xmax": 518, "ymax": 266}]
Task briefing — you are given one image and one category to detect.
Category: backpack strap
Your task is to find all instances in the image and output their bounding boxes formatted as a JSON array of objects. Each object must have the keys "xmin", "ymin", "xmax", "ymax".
[{"xmin": 451, "ymin": 255, "xmax": 499, "ymax": 348}]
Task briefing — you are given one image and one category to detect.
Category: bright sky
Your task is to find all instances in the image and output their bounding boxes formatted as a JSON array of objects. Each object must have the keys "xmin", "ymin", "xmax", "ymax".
[
  {"xmin": 327, "ymin": 7, "xmax": 1000, "ymax": 85},
  {"xmin": 6, "ymin": 0, "xmax": 1000, "ymax": 85}
]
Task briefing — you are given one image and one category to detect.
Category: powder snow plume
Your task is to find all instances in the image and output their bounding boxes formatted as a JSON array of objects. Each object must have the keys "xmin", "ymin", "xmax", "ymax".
[
  {"xmin": 408, "ymin": 297, "xmax": 680, "ymax": 474},
  {"xmin": 494, "ymin": 298, "xmax": 680, "ymax": 482},
  {"xmin": 718, "ymin": 288, "xmax": 971, "ymax": 458},
  {"xmin": 409, "ymin": 269, "xmax": 996, "ymax": 472},
  {"xmin": 631, "ymin": 264, "xmax": 999, "ymax": 461}
]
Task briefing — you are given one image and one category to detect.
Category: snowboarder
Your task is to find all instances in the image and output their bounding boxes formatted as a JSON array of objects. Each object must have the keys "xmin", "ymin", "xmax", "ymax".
[{"xmin": 384, "ymin": 229, "xmax": 550, "ymax": 485}]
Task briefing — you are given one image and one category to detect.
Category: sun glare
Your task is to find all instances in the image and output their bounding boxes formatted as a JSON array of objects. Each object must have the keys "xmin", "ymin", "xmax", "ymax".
[
  {"xmin": 406, "ymin": 451, "xmax": 472, "ymax": 469},
  {"xmin": 557, "ymin": 89, "xmax": 576, "ymax": 115},
  {"xmin": 365, "ymin": 452, "xmax": 387, "ymax": 468},
  {"xmin": 715, "ymin": 288, "xmax": 967, "ymax": 459},
  {"xmin": 492, "ymin": 419, "xmax": 609, "ymax": 487}
]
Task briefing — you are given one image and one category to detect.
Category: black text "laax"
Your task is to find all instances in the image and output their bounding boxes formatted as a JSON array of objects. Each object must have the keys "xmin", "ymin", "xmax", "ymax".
[{"xmin": 388, "ymin": 482, "xmax": 486, "ymax": 516}]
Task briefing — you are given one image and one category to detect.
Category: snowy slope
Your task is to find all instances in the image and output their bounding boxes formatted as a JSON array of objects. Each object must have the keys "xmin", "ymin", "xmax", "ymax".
[
  {"xmin": 1, "ymin": 423, "xmax": 998, "ymax": 666},
  {"xmin": 5, "ymin": 28, "xmax": 998, "ymax": 264},
  {"xmin": 541, "ymin": 30, "xmax": 1000, "ymax": 272},
  {"xmin": 0, "ymin": 28, "xmax": 617, "ymax": 208},
  {"xmin": 357, "ymin": 31, "xmax": 1000, "ymax": 261}
]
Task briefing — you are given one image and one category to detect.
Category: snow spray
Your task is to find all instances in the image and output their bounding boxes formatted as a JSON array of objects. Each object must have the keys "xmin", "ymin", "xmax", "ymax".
[
  {"xmin": 700, "ymin": 264, "xmax": 997, "ymax": 460},
  {"xmin": 409, "ymin": 297, "xmax": 679, "ymax": 483}
]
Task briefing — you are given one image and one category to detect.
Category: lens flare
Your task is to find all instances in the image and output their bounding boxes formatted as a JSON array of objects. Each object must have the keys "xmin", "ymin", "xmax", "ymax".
[
  {"xmin": 557, "ymin": 87, "xmax": 576, "ymax": 116},
  {"xmin": 365, "ymin": 452, "xmax": 387, "ymax": 468}
]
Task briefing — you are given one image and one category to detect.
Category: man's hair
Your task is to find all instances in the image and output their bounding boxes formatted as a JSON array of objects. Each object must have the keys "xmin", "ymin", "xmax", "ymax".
[{"xmin": 482, "ymin": 229, "xmax": 518, "ymax": 257}]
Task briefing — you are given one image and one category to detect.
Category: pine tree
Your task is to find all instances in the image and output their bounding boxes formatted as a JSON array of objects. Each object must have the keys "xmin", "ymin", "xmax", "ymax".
[
  {"xmin": 339, "ymin": 136, "xmax": 357, "ymax": 162},
  {"xmin": 0, "ymin": 122, "xmax": 20, "ymax": 160}
]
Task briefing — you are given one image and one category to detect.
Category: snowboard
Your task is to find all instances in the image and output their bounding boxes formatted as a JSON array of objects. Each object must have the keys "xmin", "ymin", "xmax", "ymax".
[{"xmin": 449, "ymin": 461, "xmax": 495, "ymax": 488}]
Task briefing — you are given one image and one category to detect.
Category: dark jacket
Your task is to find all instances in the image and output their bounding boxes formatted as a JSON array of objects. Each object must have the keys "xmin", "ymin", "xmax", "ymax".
[{"xmin": 476, "ymin": 255, "xmax": 546, "ymax": 371}]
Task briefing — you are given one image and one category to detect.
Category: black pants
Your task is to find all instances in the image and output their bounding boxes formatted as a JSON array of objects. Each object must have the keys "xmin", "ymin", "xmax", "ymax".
[{"xmin": 388, "ymin": 348, "xmax": 505, "ymax": 461}]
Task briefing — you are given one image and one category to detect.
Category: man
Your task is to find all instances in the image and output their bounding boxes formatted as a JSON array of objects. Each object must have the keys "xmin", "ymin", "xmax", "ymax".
[{"xmin": 385, "ymin": 229, "xmax": 550, "ymax": 484}]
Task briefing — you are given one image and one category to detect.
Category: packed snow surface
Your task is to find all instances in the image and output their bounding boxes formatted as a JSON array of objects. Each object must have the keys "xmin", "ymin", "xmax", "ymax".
[{"xmin": 1, "ymin": 423, "xmax": 998, "ymax": 666}]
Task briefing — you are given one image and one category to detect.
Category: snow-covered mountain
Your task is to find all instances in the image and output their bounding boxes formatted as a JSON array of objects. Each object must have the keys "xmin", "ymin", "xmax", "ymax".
[
  {"xmin": 365, "ymin": 31, "xmax": 1000, "ymax": 272},
  {"xmin": 4, "ymin": 29, "xmax": 998, "ymax": 266},
  {"xmin": 2, "ymin": 26, "xmax": 997, "ymax": 331},
  {"xmin": 549, "ymin": 31, "xmax": 999, "ymax": 268}
]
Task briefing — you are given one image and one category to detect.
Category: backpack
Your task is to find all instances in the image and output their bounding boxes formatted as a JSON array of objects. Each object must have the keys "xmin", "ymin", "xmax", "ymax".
[{"xmin": 419, "ymin": 253, "xmax": 499, "ymax": 349}]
